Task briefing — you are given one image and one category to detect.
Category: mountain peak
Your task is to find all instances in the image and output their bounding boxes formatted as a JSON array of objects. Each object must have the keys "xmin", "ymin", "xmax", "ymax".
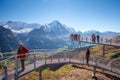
[
  {"xmin": 49, "ymin": 20, "xmax": 61, "ymax": 25},
  {"xmin": 7, "ymin": 21, "xmax": 13, "ymax": 23}
]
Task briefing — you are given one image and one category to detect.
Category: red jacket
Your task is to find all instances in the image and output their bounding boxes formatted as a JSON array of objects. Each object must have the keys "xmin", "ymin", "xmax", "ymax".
[{"xmin": 17, "ymin": 46, "xmax": 30, "ymax": 60}]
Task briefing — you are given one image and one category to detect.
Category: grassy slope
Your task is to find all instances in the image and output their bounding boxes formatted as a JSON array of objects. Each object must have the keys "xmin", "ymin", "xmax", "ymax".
[
  {"xmin": 90, "ymin": 45, "xmax": 120, "ymax": 67},
  {"xmin": 19, "ymin": 64, "xmax": 115, "ymax": 80}
]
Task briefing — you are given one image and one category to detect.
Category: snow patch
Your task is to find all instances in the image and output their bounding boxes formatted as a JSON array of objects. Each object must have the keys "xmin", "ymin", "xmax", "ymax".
[
  {"xmin": 12, "ymin": 28, "xmax": 33, "ymax": 33},
  {"xmin": 3, "ymin": 25, "xmax": 11, "ymax": 29}
]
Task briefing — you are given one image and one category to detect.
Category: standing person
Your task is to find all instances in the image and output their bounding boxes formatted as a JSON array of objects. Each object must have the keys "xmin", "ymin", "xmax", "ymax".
[
  {"xmin": 17, "ymin": 43, "xmax": 30, "ymax": 71},
  {"xmin": 93, "ymin": 34, "xmax": 96, "ymax": 43},
  {"xmin": 86, "ymin": 48, "xmax": 90, "ymax": 66},
  {"xmin": 91, "ymin": 34, "xmax": 94, "ymax": 42},
  {"xmin": 91, "ymin": 34, "xmax": 96, "ymax": 43},
  {"xmin": 77, "ymin": 34, "xmax": 80, "ymax": 41},
  {"xmin": 96, "ymin": 34, "xmax": 100, "ymax": 43}
]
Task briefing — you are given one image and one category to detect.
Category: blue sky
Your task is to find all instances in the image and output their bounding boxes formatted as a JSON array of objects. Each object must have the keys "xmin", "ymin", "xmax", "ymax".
[{"xmin": 0, "ymin": 0, "xmax": 120, "ymax": 32}]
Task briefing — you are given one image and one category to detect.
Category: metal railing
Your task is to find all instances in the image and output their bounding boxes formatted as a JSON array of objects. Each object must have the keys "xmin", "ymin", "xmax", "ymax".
[
  {"xmin": 0, "ymin": 48, "xmax": 120, "ymax": 80},
  {"xmin": 73, "ymin": 36, "xmax": 120, "ymax": 47}
]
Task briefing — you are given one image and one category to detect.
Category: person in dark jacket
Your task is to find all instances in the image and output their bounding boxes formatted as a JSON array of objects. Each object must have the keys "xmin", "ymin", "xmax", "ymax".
[
  {"xmin": 96, "ymin": 34, "xmax": 100, "ymax": 43},
  {"xmin": 17, "ymin": 43, "xmax": 30, "ymax": 71},
  {"xmin": 91, "ymin": 34, "xmax": 96, "ymax": 43},
  {"xmin": 86, "ymin": 48, "xmax": 90, "ymax": 66}
]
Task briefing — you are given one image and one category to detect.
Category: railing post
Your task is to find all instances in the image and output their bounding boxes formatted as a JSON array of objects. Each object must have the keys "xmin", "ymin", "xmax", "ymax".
[
  {"xmin": 110, "ymin": 39, "xmax": 112, "ymax": 45},
  {"xmin": 95, "ymin": 58, "xmax": 97, "ymax": 66},
  {"xmin": 103, "ymin": 45, "xmax": 105, "ymax": 56},
  {"xmin": 15, "ymin": 56, "xmax": 19, "ymax": 79},
  {"xmin": 110, "ymin": 63, "xmax": 112, "ymax": 72},
  {"xmin": 92, "ymin": 66, "xmax": 97, "ymax": 79},
  {"xmin": 69, "ymin": 55, "xmax": 71, "ymax": 62},
  {"xmin": 86, "ymin": 37, "xmax": 88, "ymax": 42},
  {"xmin": 81, "ymin": 36, "xmax": 83, "ymax": 41},
  {"xmin": 44, "ymin": 54, "xmax": 46, "ymax": 65},
  {"xmin": 51, "ymin": 55, "xmax": 53, "ymax": 62},
  {"xmin": 106, "ymin": 37, "xmax": 108, "ymax": 43},
  {"xmin": 4, "ymin": 61, "xmax": 8, "ymax": 80},
  {"xmin": 64, "ymin": 53, "xmax": 66, "ymax": 61},
  {"xmin": 33, "ymin": 50, "xmax": 36, "ymax": 70},
  {"xmin": 39, "ymin": 69, "xmax": 42, "ymax": 80},
  {"xmin": 58, "ymin": 56, "xmax": 60, "ymax": 63},
  {"xmin": 82, "ymin": 55, "xmax": 84, "ymax": 64},
  {"xmin": 79, "ymin": 41, "xmax": 81, "ymax": 48},
  {"xmin": 101, "ymin": 37, "xmax": 103, "ymax": 43}
]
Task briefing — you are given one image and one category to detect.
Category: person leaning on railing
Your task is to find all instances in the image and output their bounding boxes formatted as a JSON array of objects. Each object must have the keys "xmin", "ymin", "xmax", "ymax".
[{"xmin": 17, "ymin": 43, "xmax": 30, "ymax": 71}]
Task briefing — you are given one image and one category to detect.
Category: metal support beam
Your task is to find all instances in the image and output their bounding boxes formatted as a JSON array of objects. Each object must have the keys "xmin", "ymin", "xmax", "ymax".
[
  {"xmin": 44, "ymin": 54, "xmax": 46, "ymax": 65},
  {"xmin": 51, "ymin": 55, "xmax": 53, "ymax": 62},
  {"xmin": 92, "ymin": 66, "xmax": 97, "ymax": 79},
  {"xmin": 4, "ymin": 61, "xmax": 8, "ymax": 80},
  {"xmin": 69, "ymin": 56, "xmax": 71, "ymax": 62},
  {"xmin": 15, "ymin": 58, "xmax": 19, "ymax": 79},
  {"xmin": 33, "ymin": 50, "xmax": 36, "ymax": 70},
  {"xmin": 58, "ymin": 57, "xmax": 60, "ymax": 63},
  {"xmin": 39, "ymin": 69, "xmax": 42, "ymax": 80},
  {"xmin": 79, "ymin": 41, "xmax": 81, "ymax": 48}
]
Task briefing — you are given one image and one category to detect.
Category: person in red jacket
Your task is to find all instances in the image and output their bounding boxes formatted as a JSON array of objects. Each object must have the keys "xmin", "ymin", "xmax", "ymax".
[{"xmin": 17, "ymin": 43, "xmax": 30, "ymax": 71}]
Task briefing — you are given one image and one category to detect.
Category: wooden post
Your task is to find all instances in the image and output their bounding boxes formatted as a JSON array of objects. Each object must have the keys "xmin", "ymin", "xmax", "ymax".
[
  {"xmin": 33, "ymin": 50, "xmax": 36, "ymax": 70},
  {"xmin": 39, "ymin": 69, "xmax": 42, "ymax": 80},
  {"xmin": 103, "ymin": 45, "xmax": 105, "ymax": 56},
  {"xmin": 4, "ymin": 61, "xmax": 8, "ymax": 80}
]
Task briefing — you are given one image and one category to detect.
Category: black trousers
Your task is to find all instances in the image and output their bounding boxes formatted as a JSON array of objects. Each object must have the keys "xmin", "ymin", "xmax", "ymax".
[
  {"xmin": 20, "ymin": 59, "xmax": 25, "ymax": 69},
  {"xmin": 86, "ymin": 57, "xmax": 89, "ymax": 65}
]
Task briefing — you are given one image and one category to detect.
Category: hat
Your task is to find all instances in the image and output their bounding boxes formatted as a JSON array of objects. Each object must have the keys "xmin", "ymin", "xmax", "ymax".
[{"xmin": 19, "ymin": 43, "xmax": 23, "ymax": 46}]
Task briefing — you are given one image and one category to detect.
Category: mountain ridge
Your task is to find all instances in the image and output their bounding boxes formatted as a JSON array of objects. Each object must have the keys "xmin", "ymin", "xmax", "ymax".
[
  {"xmin": 0, "ymin": 20, "xmax": 120, "ymax": 35},
  {"xmin": 0, "ymin": 20, "xmax": 120, "ymax": 52}
]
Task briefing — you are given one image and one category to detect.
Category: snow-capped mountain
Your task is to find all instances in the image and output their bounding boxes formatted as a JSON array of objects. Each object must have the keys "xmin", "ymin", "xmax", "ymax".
[
  {"xmin": 48, "ymin": 20, "xmax": 75, "ymax": 34},
  {"xmin": 0, "ymin": 20, "xmax": 75, "ymax": 34},
  {"xmin": 0, "ymin": 21, "xmax": 42, "ymax": 33},
  {"xmin": 25, "ymin": 20, "xmax": 75, "ymax": 49}
]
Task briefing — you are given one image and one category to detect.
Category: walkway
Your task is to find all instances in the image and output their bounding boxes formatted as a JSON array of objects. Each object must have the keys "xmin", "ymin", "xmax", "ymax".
[{"xmin": 0, "ymin": 49, "xmax": 120, "ymax": 80}]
